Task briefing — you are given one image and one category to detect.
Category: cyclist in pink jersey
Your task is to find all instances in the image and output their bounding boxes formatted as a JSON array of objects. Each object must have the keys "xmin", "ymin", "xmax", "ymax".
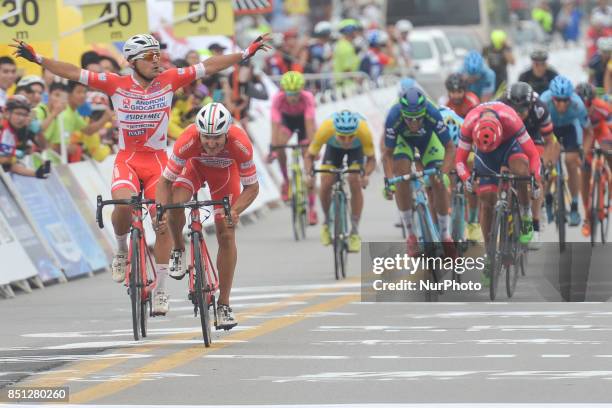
[
  {"xmin": 12, "ymin": 34, "xmax": 271, "ymax": 315},
  {"xmin": 268, "ymin": 71, "xmax": 317, "ymax": 223}
]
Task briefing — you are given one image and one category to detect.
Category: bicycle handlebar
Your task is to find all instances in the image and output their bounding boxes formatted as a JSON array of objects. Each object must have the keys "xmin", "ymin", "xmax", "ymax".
[
  {"xmin": 96, "ymin": 195, "xmax": 156, "ymax": 229},
  {"xmin": 271, "ymin": 144, "xmax": 309, "ymax": 150},
  {"xmin": 155, "ymin": 196, "xmax": 232, "ymax": 226},
  {"xmin": 592, "ymin": 147, "xmax": 612, "ymax": 157},
  {"xmin": 386, "ymin": 167, "xmax": 440, "ymax": 185}
]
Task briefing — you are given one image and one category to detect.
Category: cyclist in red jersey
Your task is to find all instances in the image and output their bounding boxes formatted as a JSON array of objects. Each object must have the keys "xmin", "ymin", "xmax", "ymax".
[
  {"xmin": 575, "ymin": 82, "xmax": 612, "ymax": 237},
  {"xmin": 156, "ymin": 103, "xmax": 259, "ymax": 330},
  {"xmin": 456, "ymin": 102, "xmax": 541, "ymax": 282},
  {"xmin": 444, "ymin": 73, "xmax": 480, "ymax": 118},
  {"xmin": 12, "ymin": 34, "xmax": 270, "ymax": 315}
]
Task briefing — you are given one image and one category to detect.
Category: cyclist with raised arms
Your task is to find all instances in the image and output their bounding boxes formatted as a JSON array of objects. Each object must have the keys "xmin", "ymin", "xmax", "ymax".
[
  {"xmin": 157, "ymin": 103, "xmax": 259, "ymax": 330},
  {"xmin": 268, "ymin": 71, "xmax": 318, "ymax": 224},
  {"xmin": 540, "ymin": 75, "xmax": 593, "ymax": 227},
  {"xmin": 459, "ymin": 51, "xmax": 496, "ymax": 102},
  {"xmin": 304, "ymin": 110, "xmax": 376, "ymax": 252},
  {"xmin": 499, "ymin": 82, "xmax": 558, "ymax": 248},
  {"xmin": 575, "ymin": 82, "xmax": 612, "ymax": 237},
  {"xmin": 456, "ymin": 102, "xmax": 541, "ymax": 283},
  {"xmin": 382, "ymin": 87, "xmax": 456, "ymax": 256},
  {"xmin": 11, "ymin": 34, "xmax": 271, "ymax": 316}
]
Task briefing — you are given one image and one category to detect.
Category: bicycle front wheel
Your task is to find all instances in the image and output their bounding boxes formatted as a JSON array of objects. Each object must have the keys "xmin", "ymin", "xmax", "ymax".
[
  {"xmin": 602, "ymin": 173, "xmax": 610, "ymax": 243},
  {"xmin": 129, "ymin": 230, "xmax": 142, "ymax": 341},
  {"xmin": 332, "ymin": 192, "xmax": 347, "ymax": 280},
  {"xmin": 416, "ymin": 203, "xmax": 438, "ymax": 302},
  {"xmin": 488, "ymin": 209, "xmax": 506, "ymax": 301},
  {"xmin": 291, "ymin": 171, "xmax": 300, "ymax": 241},
  {"xmin": 556, "ymin": 165, "xmax": 567, "ymax": 252},
  {"xmin": 506, "ymin": 195, "xmax": 521, "ymax": 298},
  {"xmin": 591, "ymin": 171, "xmax": 601, "ymax": 246},
  {"xmin": 193, "ymin": 232, "xmax": 212, "ymax": 347}
]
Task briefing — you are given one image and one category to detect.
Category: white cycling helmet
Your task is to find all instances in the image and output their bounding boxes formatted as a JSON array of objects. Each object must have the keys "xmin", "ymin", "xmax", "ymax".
[
  {"xmin": 314, "ymin": 21, "xmax": 332, "ymax": 37},
  {"xmin": 597, "ymin": 36, "xmax": 612, "ymax": 52},
  {"xmin": 123, "ymin": 34, "xmax": 160, "ymax": 61},
  {"xmin": 16, "ymin": 75, "xmax": 44, "ymax": 89},
  {"xmin": 195, "ymin": 103, "xmax": 232, "ymax": 136},
  {"xmin": 395, "ymin": 19, "xmax": 413, "ymax": 33}
]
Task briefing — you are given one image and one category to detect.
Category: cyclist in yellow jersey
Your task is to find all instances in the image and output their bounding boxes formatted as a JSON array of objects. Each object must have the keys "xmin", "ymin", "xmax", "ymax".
[{"xmin": 304, "ymin": 110, "xmax": 376, "ymax": 252}]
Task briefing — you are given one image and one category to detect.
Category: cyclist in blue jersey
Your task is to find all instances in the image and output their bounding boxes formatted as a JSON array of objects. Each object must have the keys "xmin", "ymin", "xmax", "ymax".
[
  {"xmin": 540, "ymin": 75, "xmax": 594, "ymax": 226},
  {"xmin": 459, "ymin": 51, "xmax": 496, "ymax": 102},
  {"xmin": 439, "ymin": 106, "xmax": 463, "ymax": 146},
  {"xmin": 382, "ymin": 87, "xmax": 456, "ymax": 256}
]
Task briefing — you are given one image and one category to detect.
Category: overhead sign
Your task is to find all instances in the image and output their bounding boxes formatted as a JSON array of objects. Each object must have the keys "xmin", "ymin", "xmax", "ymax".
[
  {"xmin": 0, "ymin": 0, "xmax": 59, "ymax": 42},
  {"xmin": 233, "ymin": 0, "xmax": 273, "ymax": 15},
  {"xmin": 174, "ymin": 0, "xmax": 234, "ymax": 38},
  {"xmin": 81, "ymin": 0, "xmax": 148, "ymax": 43}
]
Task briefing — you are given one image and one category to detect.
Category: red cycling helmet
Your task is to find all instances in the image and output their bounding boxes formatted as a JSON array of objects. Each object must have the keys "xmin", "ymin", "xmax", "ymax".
[{"xmin": 473, "ymin": 116, "xmax": 502, "ymax": 153}]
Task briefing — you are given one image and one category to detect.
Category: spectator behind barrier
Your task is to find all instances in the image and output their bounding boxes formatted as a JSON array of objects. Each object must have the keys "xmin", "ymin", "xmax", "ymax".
[{"xmin": 0, "ymin": 56, "xmax": 17, "ymax": 109}]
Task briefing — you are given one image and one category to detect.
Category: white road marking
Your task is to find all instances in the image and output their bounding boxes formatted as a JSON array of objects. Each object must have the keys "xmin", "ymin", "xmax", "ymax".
[
  {"xmin": 0, "ymin": 353, "xmax": 151, "ymax": 363},
  {"xmin": 542, "ymin": 354, "xmax": 571, "ymax": 358},
  {"xmin": 204, "ymin": 355, "xmax": 349, "ymax": 360},
  {"xmin": 21, "ymin": 326, "xmax": 257, "ymax": 339},
  {"xmin": 368, "ymin": 355, "xmax": 516, "ymax": 359}
]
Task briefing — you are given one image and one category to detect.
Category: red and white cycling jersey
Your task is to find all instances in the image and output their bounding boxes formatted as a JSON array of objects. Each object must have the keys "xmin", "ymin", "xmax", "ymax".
[
  {"xmin": 79, "ymin": 65, "xmax": 206, "ymax": 152},
  {"xmin": 163, "ymin": 124, "xmax": 258, "ymax": 187},
  {"xmin": 456, "ymin": 102, "xmax": 541, "ymax": 180}
]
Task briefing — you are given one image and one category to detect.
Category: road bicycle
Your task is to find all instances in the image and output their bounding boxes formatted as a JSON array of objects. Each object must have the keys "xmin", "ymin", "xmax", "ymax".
[
  {"xmin": 586, "ymin": 147, "xmax": 611, "ymax": 245},
  {"xmin": 475, "ymin": 172, "xmax": 533, "ymax": 300},
  {"xmin": 313, "ymin": 167, "xmax": 361, "ymax": 280},
  {"xmin": 156, "ymin": 194, "xmax": 232, "ymax": 347},
  {"xmin": 96, "ymin": 189, "xmax": 157, "ymax": 341},
  {"xmin": 271, "ymin": 136, "xmax": 309, "ymax": 241}
]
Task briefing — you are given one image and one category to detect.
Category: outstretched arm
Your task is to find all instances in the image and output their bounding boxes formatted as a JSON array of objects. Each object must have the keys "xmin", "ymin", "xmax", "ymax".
[
  {"xmin": 11, "ymin": 39, "xmax": 81, "ymax": 82},
  {"xmin": 202, "ymin": 34, "xmax": 272, "ymax": 75}
]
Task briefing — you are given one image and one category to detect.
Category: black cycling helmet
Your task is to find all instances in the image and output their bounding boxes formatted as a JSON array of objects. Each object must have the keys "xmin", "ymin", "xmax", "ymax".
[
  {"xmin": 506, "ymin": 82, "xmax": 534, "ymax": 111},
  {"xmin": 5, "ymin": 95, "xmax": 31, "ymax": 112},
  {"xmin": 530, "ymin": 48, "xmax": 549, "ymax": 62},
  {"xmin": 445, "ymin": 73, "xmax": 466, "ymax": 92},
  {"xmin": 575, "ymin": 82, "xmax": 596, "ymax": 104}
]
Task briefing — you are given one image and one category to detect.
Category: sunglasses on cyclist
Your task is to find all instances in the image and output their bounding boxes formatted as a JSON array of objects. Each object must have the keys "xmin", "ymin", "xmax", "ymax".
[
  {"xmin": 553, "ymin": 97, "xmax": 570, "ymax": 103},
  {"xmin": 134, "ymin": 51, "xmax": 161, "ymax": 62},
  {"xmin": 402, "ymin": 114, "xmax": 425, "ymax": 123},
  {"xmin": 199, "ymin": 132, "xmax": 226, "ymax": 140}
]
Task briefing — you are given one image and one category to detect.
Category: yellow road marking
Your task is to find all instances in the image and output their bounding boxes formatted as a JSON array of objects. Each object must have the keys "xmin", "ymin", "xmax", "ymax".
[
  {"xmin": 70, "ymin": 293, "xmax": 360, "ymax": 403},
  {"xmin": 25, "ymin": 279, "xmax": 358, "ymax": 388}
]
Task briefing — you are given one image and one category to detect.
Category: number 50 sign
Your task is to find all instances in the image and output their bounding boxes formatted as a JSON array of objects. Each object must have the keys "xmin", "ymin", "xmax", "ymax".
[
  {"xmin": 81, "ymin": 0, "xmax": 148, "ymax": 43},
  {"xmin": 0, "ymin": 0, "xmax": 59, "ymax": 42},
  {"xmin": 173, "ymin": 0, "xmax": 234, "ymax": 38}
]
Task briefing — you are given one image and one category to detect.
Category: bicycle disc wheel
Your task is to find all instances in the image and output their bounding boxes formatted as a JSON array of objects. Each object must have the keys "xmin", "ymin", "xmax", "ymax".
[
  {"xmin": 488, "ymin": 209, "xmax": 505, "ymax": 301},
  {"xmin": 556, "ymin": 167, "xmax": 567, "ymax": 253},
  {"xmin": 299, "ymin": 176, "xmax": 307, "ymax": 240},
  {"xmin": 591, "ymin": 171, "xmax": 600, "ymax": 246},
  {"xmin": 193, "ymin": 232, "xmax": 212, "ymax": 347},
  {"xmin": 506, "ymin": 197, "xmax": 521, "ymax": 298},
  {"xmin": 130, "ymin": 230, "xmax": 142, "ymax": 341}
]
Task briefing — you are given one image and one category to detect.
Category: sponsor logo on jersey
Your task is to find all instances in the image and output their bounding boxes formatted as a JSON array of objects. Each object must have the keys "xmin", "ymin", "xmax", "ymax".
[
  {"xmin": 127, "ymin": 129, "xmax": 146, "ymax": 137},
  {"xmin": 178, "ymin": 68, "xmax": 185, "ymax": 75},
  {"xmin": 178, "ymin": 137, "xmax": 195, "ymax": 155},
  {"xmin": 98, "ymin": 73, "xmax": 107, "ymax": 81},
  {"xmin": 123, "ymin": 98, "xmax": 130, "ymax": 109},
  {"xmin": 233, "ymin": 139, "xmax": 250, "ymax": 155},
  {"xmin": 240, "ymin": 160, "xmax": 254, "ymax": 170}
]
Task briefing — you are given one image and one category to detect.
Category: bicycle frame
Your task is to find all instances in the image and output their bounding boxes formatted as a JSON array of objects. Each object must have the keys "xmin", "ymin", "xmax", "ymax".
[
  {"xmin": 156, "ymin": 195, "xmax": 231, "ymax": 345},
  {"xmin": 96, "ymin": 191, "xmax": 157, "ymax": 340},
  {"xmin": 588, "ymin": 147, "xmax": 612, "ymax": 244}
]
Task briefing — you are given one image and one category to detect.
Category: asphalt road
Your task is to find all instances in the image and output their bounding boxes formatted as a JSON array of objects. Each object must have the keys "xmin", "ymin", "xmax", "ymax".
[
  {"xmin": 1, "ymin": 45, "xmax": 611, "ymax": 406},
  {"xmin": 1, "ymin": 171, "xmax": 612, "ymax": 405}
]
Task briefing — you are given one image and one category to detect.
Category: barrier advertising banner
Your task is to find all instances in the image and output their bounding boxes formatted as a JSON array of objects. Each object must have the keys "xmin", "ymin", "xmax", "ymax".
[
  {"xmin": 55, "ymin": 164, "xmax": 113, "ymax": 261},
  {"xmin": 0, "ymin": 189, "xmax": 39, "ymax": 285},
  {"xmin": 42, "ymin": 171, "xmax": 109, "ymax": 273},
  {"xmin": 12, "ymin": 174, "xmax": 91, "ymax": 279}
]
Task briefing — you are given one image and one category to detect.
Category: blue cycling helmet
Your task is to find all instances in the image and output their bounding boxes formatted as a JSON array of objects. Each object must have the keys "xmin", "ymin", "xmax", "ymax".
[
  {"xmin": 399, "ymin": 87, "xmax": 427, "ymax": 118},
  {"xmin": 464, "ymin": 50, "xmax": 484, "ymax": 76},
  {"xmin": 440, "ymin": 106, "xmax": 463, "ymax": 146},
  {"xmin": 549, "ymin": 75, "xmax": 574, "ymax": 98},
  {"xmin": 399, "ymin": 77, "xmax": 416, "ymax": 95},
  {"xmin": 333, "ymin": 110, "xmax": 360, "ymax": 134}
]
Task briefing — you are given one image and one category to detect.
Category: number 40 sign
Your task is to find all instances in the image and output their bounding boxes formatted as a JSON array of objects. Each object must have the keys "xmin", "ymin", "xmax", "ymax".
[
  {"xmin": 81, "ymin": 0, "xmax": 148, "ymax": 43},
  {"xmin": 0, "ymin": 0, "xmax": 59, "ymax": 42}
]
